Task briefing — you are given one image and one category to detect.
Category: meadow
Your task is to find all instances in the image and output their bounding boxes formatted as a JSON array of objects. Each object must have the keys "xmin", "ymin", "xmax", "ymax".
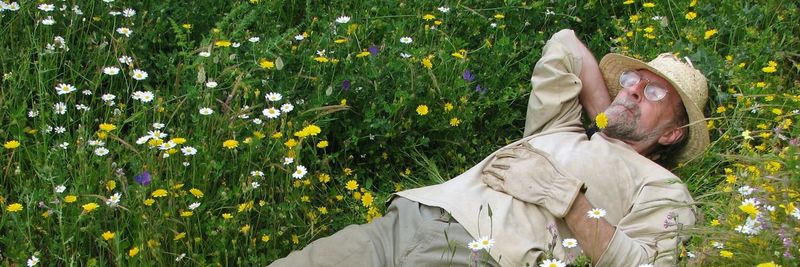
[{"xmin": 0, "ymin": 0, "xmax": 798, "ymax": 266}]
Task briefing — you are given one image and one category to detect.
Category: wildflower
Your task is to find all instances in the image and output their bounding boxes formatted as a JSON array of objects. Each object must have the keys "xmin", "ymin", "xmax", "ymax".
[
  {"xmin": 131, "ymin": 69, "xmax": 148, "ymax": 80},
  {"xmin": 450, "ymin": 118, "xmax": 461, "ymax": 126},
  {"xmin": 595, "ymin": 112, "xmax": 608, "ymax": 129},
  {"xmin": 175, "ymin": 253, "xmax": 186, "ymax": 262},
  {"xmin": 400, "ymin": 52, "xmax": 411, "ymax": 58},
  {"xmin": 55, "ymin": 185, "xmax": 66, "ymax": 193},
  {"xmin": 6, "ymin": 203, "xmax": 23, "ymax": 212},
  {"xmin": 64, "ymin": 195, "xmax": 77, "ymax": 203},
  {"xmin": 222, "ymin": 139, "xmax": 239, "ymax": 149},
  {"xmin": 637, "ymin": 264, "xmax": 655, "ymax": 267},
  {"xmin": 685, "ymin": 12, "xmax": 697, "ymax": 20},
  {"xmin": 189, "ymin": 188, "xmax": 204, "ymax": 198},
  {"xmin": 99, "ymin": 123, "xmax": 117, "ymax": 132},
  {"xmin": 129, "ymin": 246, "xmax": 140, "ymax": 257},
  {"xmin": 265, "ymin": 92, "xmax": 282, "ymax": 101},
  {"xmin": 762, "ymin": 61, "xmax": 778, "ymax": 73},
  {"xmin": 293, "ymin": 165, "xmax": 308, "ymax": 179},
  {"xmin": 294, "ymin": 34, "xmax": 305, "ymax": 41},
  {"xmin": 335, "ymin": 15, "xmax": 351, "ymax": 24},
  {"xmin": 215, "ymin": 40, "xmax": 232, "ymax": 47},
  {"xmin": 199, "ymin": 52, "xmax": 211, "ymax": 57},
  {"xmin": 23, "ymin": 255, "xmax": 41, "ymax": 267},
  {"xmin": 478, "ymin": 236, "xmax": 495, "ymax": 249},
  {"xmin": 122, "ymin": 8, "xmax": 136, "ymax": 17},
  {"xmin": 399, "ymin": 36, "xmax": 413, "ymax": 44},
  {"xmin": 262, "ymin": 107, "xmax": 280, "ymax": 118},
  {"xmin": 262, "ymin": 234, "xmax": 271, "ymax": 242},
  {"xmin": 421, "ymin": 57, "xmax": 433, "ymax": 69},
  {"xmin": 118, "ymin": 56, "xmax": 133, "ymax": 65},
  {"xmin": 38, "ymin": 3, "xmax": 55, "ymax": 11},
  {"xmin": 739, "ymin": 198, "xmax": 760, "ymax": 217},
  {"xmin": 468, "ymin": 240, "xmax": 482, "ymax": 251},
  {"xmin": 4, "ymin": 140, "xmax": 20, "ymax": 150},
  {"xmin": 643, "ymin": 2, "xmax": 655, "ymax": 7},
  {"xmin": 205, "ymin": 80, "xmax": 218, "ymax": 88},
  {"xmin": 280, "ymin": 103, "xmax": 294, "ymax": 113},
  {"xmin": 562, "ymin": 238, "xmax": 578, "ymax": 248},
  {"xmin": 151, "ymin": 189, "xmax": 168, "ymax": 198},
  {"xmin": 55, "ymin": 83, "xmax": 77, "ymax": 95},
  {"xmin": 704, "ymin": 29, "xmax": 717, "ymax": 40},
  {"xmin": 284, "ymin": 138, "xmax": 298, "ymax": 148},
  {"xmin": 462, "ymin": 70, "xmax": 475, "ymax": 82},
  {"xmin": 82, "ymin": 202, "xmax": 100, "ymax": 213},
  {"xmin": 41, "ymin": 16, "xmax": 55, "ymax": 25},
  {"xmin": 180, "ymin": 211, "xmax": 193, "ymax": 217},
  {"xmin": 106, "ymin": 192, "xmax": 121, "ymax": 207},
  {"xmin": 719, "ymin": 250, "xmax": 733, "ymax": 258},
  {"xmin": 103, "ymin": 67, "xmax": 120, "ymax": 75},
  {"xmin": 791, "ymin": 207, "xmax": 800, "ymax": 220},
  {"xmin": 94, "ymin": 147, "xmax": 109, "ymax": 156},
  {"xmin": 738, "ymin": 185, "xmax": 754, "ymax": 196},
  {"xmin": 494, "ymin": 13, "xmax": 505, "ymax": 19},
  {"xmin": 422, "ymin": 14, "xmax": 435, "ymax": 21},
  {"xmin": 587, "ymin": 208, "xmax": 606, "ymax": 219},
  {"xmin": 283, "ymin": 157, "xmax": 294, "ymax": 165},
  {"xmin": 539, "ymin": 259, "xmax": 566, "ymax": 267},
  {"xmin": 438, "ymin": 6, "xmax": 450, "ymax": 13},
  {"xmin": 317, "ymin": 140, "xmax": 329, "ymax": 148},
  {"xmin": 222, "ymin": 213, "xmax": 233, "ymax": 219},
  {"xmin": 362, "ymin": 192, "xmax": 374, "ymax": 207},
  {"xmin": 174, "ymin": 232, "xmax": 186, "ymax": 240},
  {"xmin": 249, "ymin": 37, "xmax": 260, "ymax": 43},
  {"xmin": 181, "ymin": 146, "xmax": 197, "ymax": 156},
  {"xmin": 756, "ymin": 262, "xmax": 782, "ymax": 267},
  {"xmin": 346, "ymin": 180, "xmax": 359, "ymax": 190},
  {"xmin": 199, "ymin": 107, "xmax": 214, "ymax": 115},
  {"xmin": 416, "ymin": 105, "xmax": 429, "ymax": 115},
  {"xmin": 102, "ymin": 231, "xmax": 115, "ymax": 241},
  {"xmin": 116, "ymin": 27, "xmax": 133, "ymax": 37}
]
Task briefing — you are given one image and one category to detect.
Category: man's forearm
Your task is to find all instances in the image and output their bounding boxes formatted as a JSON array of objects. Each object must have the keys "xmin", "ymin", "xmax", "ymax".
[
  {"xmin": 564, "ymin": 192, "xmax": 615, "ymax": 265},
  {"xmin": 573, "ymin": 35, "xmax": 611, "ymax": 119}
]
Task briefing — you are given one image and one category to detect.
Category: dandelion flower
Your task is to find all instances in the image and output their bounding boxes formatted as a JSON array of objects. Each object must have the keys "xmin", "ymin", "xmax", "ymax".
[
  {"xmin": 222, "ymin": 139, "xmax": 239, "ymax": 149},
  {"xmin": 399, "ymin": 36, "xmax": 413, "ymax": 44},
  {"xmin": 587, "ymin": 208, "xmax": 606, "ymax": 219},
  {"xmin": 82, "ymin": 202, "xmax": 100, "ymax": 213},
  {"xmin": 259, "ymin": 58, "xmax": 274, "ymax": 69},
  {"xmin": 4, "ymin": 140, "xmax": 20, "ymax": 150},
  {"xmin": 335, "ymin": 16, "xmax": 351, "ymax": 24},
  {"xmin": 345, "ymin": 180, "xmax": 358, "ymax": 190},
  {"xmin": 562, "ymin": 238, "xmax": 578, "ymax": 248},
  {"xmin": 293, "ymin": 165, "xmax": 308, "ymax": 179},
  {"xmin": 189, "ymin": 188, "xmax": 204, "ymax": 198},
  {"xmin": 55, "ymin": 83, "xmax": 77, "ymax": 95},
  {"xmin": 131, "ymin": 69, "xmax": 148, "ymax": 80},
  {"xmin": 6, "ymin": 203, "xmax": 23, "ymax": 212},
  {"xmin": 595, "ymin": 112, "xmax": 608, "ymax": 129},
  {"xmin": 719, "ymin": 250, "xmax": 733, "ymax": 258},
  {"xmin": 102, "ymin": 231, "xmax": 115, "ymax": 240},
  {"xmin": 704, "ymin": 29, "xmax": 717, "ymax": 40},
  {"xmin": 539, "ymin": 259, "xmax": 566, "ymax": 267},
  {"xmin": 416, "ymin": 105, "xmax": 429, "ymax": 115},
  {"xmin": 151, "ymin": 189, "xmax": 168, "ymax": 198},
  {"xmin": 129, "ymin": 246, "xmax": 140, "ymax": 257},
  {"xmin": 685, "ymin": 12, "xmax": 697, "ymax": 20},
  {"xmin": 199, "ymin": 107, "xmax": 214, "ymax": 115}
]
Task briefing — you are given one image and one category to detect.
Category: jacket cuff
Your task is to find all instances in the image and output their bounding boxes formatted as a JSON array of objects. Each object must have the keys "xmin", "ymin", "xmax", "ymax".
[{"xmin": 544, "ymin": 175, "xmax": 585, "ymax": 218}]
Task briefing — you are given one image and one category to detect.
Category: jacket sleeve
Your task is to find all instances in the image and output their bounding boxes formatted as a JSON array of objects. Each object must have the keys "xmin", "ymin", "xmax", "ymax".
[
  {"xmin": 595, "ymin": 180, "xmax": 697, "ymax": 266},
  {"xmin": 524, "ymin": 29, "xmax": 586, "ymax": 137}
]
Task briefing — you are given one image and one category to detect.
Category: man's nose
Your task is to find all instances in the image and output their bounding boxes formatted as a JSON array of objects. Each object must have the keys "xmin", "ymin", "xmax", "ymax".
[{"xmin": 624, "ymin": 80, "xmax": 646, "ymax": 102}]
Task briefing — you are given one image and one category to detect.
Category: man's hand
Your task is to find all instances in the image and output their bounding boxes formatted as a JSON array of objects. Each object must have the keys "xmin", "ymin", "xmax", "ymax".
[{"xmin": 481, "ymin": 143, "xmax": 585, "ymax": 218}]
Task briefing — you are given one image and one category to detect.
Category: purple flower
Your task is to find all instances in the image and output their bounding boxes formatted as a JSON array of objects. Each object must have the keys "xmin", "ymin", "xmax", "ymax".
[
  {"xmin": 368, "ymin": 45, "xmax": 379, "ymax": 56},
  {"xmin": 462, "ymin": 70, "xmax": 474, "ymax": 82},
  {"xmin": 135, "ymin": 171, "xmax": 151, "ymax": 185},
  {"xmin": 475, "ymin": 84, "xmax": 487, "ymax": 94},
  {"xmin": 342, "ymin": 79, "xmax": 351, "ymax": 91}
]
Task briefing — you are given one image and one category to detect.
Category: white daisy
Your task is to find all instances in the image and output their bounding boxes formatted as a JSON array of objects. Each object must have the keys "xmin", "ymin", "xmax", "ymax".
[
  {"xmin": 252, "ymin": 118, "xmax": 262, "ymax": 125},
  {"xmin": 9, "ymin": 2, "xmax": 21, "ymax": 11},
  {"xmin": 335, "ymin": 15, "xmax": 351, "ymax": 24},
  {"xmin": 198, "ymin": 51, "xmax": 211, "ymax": 57},
  {"xmin": 27, "ymin": 255, "xmax": 39, "ymax": 267},
  {"xmin": 251, "ymin": 170, "xmax": 264, "ymax": 177},
  {"xmin": 400, "ymin": 52, "xmax": 411, "ymax": 58},
  {"xmin": 711, "ymin": 241, "xmax": 724, "ymax": 249},
  {"xmin": 116, "ymin": 27, "xmax": 133, "ymax": 37},
  {"xmin": 102, "ymin": 0, "xmax": 114, "ymax": 3},
  {"xmin": 265, "ymin": 92, "xmax": 283, "ymax": 101},
  {"xmin": 539, "ymin": 259, "xmax": 565, "ymax": 267},
  {"xmin": 467, "ymin": 240, "xmax": 482, "ymax": 251},
  {"xmin": 122, "ymin": 8, "xmax": 135, "ymax": 17},
  {"xmin": 58, "ymin": 142, "xmax": 68, "ymax": 149},
  {"xmin": 561, "ymin": 238, "xmax": 578, "ymax": 248},
  {"xmin": 41, "ymin": 16, "xmax": 56, "ymax": 25},
  {"xmin": 199, "ymin": 107, "xmax": 214, "ymax": 115},
  {"xmin": 587, "ymin": 208, "xmax": 606, "ymax": 219},
  {"xmin": 38, "ymin": 3, "xmax": 55, "ymax": 11},
  {"xmin": 205, "ymin": 80, "xmax": 218, "ymax": 88},
  {"xmin": 54, "ymin": 102, "xmax": 67, "ymax": 115},
  {"xmin": 292, "ymin": 165, "xmax": 307, "ymax": 179},
  {"xmin": 54, "ymin": 126, "xmax": 66, "ymax": 134},
  {"xmin": 283, "ymin": 157, "xmax": 294, "ymax": 165},
  {"xmin": 188, "ymin": 202, "xmax": 201, "ymax": 210},
  {"xmin": 737, "ymin": 185, "xmax": 754, "ymax": 196},
  {"xmin": 88, "ymin": 140, "xmax": 106, "ymax": 146},
  {"xmin": 103, "ymin": 66, "xmax": 120, "ymax": 75},
  {"xmin": 106, "ymin": 192, "xmax": 121, "ymax": 207},
  {"xmin": 152, "ymin": 122, "xmax": 165, "ymax": 129},
  {"xmin": 147, "ymin": 130, "xmax": 167, "ymax": 139},
  {"xmin": 28, "ymin": 110, "xmax": 39, "ymax": 118},
  {"xmin": 792, "ymin": 207, "xmax": 800, "ymax": 220},
  {"xmin": 181, "ymin": 146, "xmax": 197, "ymax": 156},
  {"xmin": 75, "ymin": 104, "xmax": 90, "ymax": 111},
  {"xmin": 101, "ymin": 93, "xmax": 116, "ymax": 101},
  {"xmin": 55, "ymin": 185, "xmax": 67, "ymax": 193},
  {"xmin": 437, "ymin": 6, "xmax": 450, "ymax": 13},
  {"xmin": 477, "ymin": 236, "xmax": 495, "ymax": 249},
  {"xmin": 248, "ymin": 37, "xmax": 260, "ymax": 43},
  {"xmin": 262, "ymin": 107, "xmax": 280, "ymax": 119},
  {"xmin": 280, "ymin": 103, "xmax": 294, "ymax": 113},
  {"xmin": 135, "ymin": 135, "xmax": 152, "ymax": 145},
  {"xmin": 132, "ymin": 91, "xmax": 154, "ymax": 102},
  {"xmin": 399, "ymin": 36, "xmax": 413, "ymax": 44},
  {"xmin": 131, "ymin": 69, "xmax": 148, "ymax": 80},
  {"xmin": 251, "ymin": 181, "xmax": 260, "ymax": 189},
  {"xmin": 55, "ymin": 83, "xmax": 77, "ymax": 95},
  {"xmin": 232, "ymin": 42, "xmax": 241, "ymax": 48},
  {"xmin": 158, "ymin": 140, "xmax": 177, "ymax": 150},
  {"xmin": 118, "ymin": 55, "xmax": 133, "ymax": 65},
  {"xmin": 294, "ymin": 34, "xmax": 304, "ymax": 41},
  {"xmin": 94, "ymin": 147, "xmax": 109, "ymax": 156}
]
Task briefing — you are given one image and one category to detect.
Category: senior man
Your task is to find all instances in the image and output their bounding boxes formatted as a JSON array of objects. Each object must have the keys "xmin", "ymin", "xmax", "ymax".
[{"xmin": 270, "ymin": 28, "xmax": 709, "ymax": 266}]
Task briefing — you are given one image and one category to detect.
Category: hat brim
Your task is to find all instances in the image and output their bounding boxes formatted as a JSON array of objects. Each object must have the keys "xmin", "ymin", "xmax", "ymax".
[{"xmin": 599, "ymin": 53, "xmax": 710, "ymax": 163}]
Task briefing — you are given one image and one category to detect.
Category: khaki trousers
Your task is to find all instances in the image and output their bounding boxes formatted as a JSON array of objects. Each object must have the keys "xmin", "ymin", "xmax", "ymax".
[{"xmin": 269, "ymin": 197, "xmax": 500, "ymax": 267}]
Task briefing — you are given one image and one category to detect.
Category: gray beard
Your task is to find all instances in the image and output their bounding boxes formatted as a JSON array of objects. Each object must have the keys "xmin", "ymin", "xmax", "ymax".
[{"xmin": 602, "ymin": 101, "xmax": 648, "ymax": 142}]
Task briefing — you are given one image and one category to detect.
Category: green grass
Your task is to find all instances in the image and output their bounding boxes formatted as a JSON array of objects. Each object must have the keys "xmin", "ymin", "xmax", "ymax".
[{"xmin": 1, "ymin": 0, "xmax": 798, "ymax": 266}]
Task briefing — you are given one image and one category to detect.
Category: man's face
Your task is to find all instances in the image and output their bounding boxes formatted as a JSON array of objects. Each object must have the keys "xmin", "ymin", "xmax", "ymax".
[{"xmin": 602, "ymin": 69, "xmax": 684, "ymax": 144}]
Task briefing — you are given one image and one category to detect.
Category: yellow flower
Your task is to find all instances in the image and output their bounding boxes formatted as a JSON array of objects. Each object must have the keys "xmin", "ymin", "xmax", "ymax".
[
  {"xmin": 171, "ymin": 137, "xmax": 187, "ymax": 144},
  {"xmin": 756, "ymin": 82, "xmax": 766, "ymax": 88},
  {"xmin": 318, "ymin": 173, "xmax": 331, "ymax": 183},
  {"xmin": 629, "ymin": 14, "xmax": 640, "ymax": 23},
  {"xmin": 314, "ymin": 56, "xmax": 329, "ymax": 63},
  {"xmin": 129, "ymin": 246, "xmax": 140, "ymax": 257},
  {"xmin": 292, "ymin": 234, "xmax": 300, "ymax": 244},
  {"xmin": 99, "ymin": 123, "xmax": 117, "ymax": 131},
  {"xmin": 174, "ymin": 232, "xmax": 186, "ymax": 241},
  {"xmin": 443, "ymin": 102, "xmax": 454, "ymax": 112},
  {"xmin": 318, "ymin": 206, "xmax": 328, "ymax": 214},
  {"xmin": 772, "ymin": 108, "xmax": 783, "ymax": 115},
  {"xmin": 704, "ymin": 29, "xmax": 717, "ymax": 40},
  {"xmin": 643, "ymin": 2, "xmax": 655, "ymax": 7},
  {"xmin": 345, "ymin": 180, "xmax": 359, "ymax": 191},
  {"xmin": 151, "ymin": 189, "xmax": 168, "ymax": 198},
  {"xmin": 422, "ymin": 14, "xmax": 435, "ymax": 21},
  {"xmin": 182, "ymin": 23, "xmax": 192, "ymax": 29},
  {"xmin": 716, "ymin": 106, "xmax": 727, "ymax": 113},
  {"xmin": 106, "ymin": 180, "xmax": 116, "ymax": 191},
  {"xmin": 710, "ymin": 219, "xmax": 720, "ymax": 226},
  {"xmin": 421, "ymin": 57, "xmax": 433, "ymax": 69},
  {"xmin": 222, "ymin": 139, "xmax": 239, "ymax": 149},
  {"xmin": 356, "ymin": 51, "xmax": 371, "ymax": 58},
  {"xmin": 361, "ymin": 192, "xmax": 374, "ymax": 207},
  {"xmin": 316, "ymin": 141, "xmax": 329, "ymax": 148},
  {"xmin": 189, "ymin": 188, "xmax": 204, "ymax": 198},
  {"xmin": 416, "ymin": 105, "xmax": 429, "ymax": 115},
  {"xmin": 6, "ymin": 203, "xmax": 23, "ymax": 212},
  {"xmin": 259, "ymin": 58, "xmax": 275, "ymax": 69},
  {"xmin": 644, "ymin": 26, "xmax": 654, "ymax": 33},
  {"xmin": 82, "ymin": 202, "xmax": 100, "ymax": 213},
  {"xmin": 143, "ymin": 199, "xmax": 155, "ymax": 206},
  {"xmin": 222, "ymin": 213, "xmax": 233, "ymax": 219},
  {"xmin": 102, "ymin": 231, "xmax": 115, "ymax": 241},
  {"xmin": 261, "ymin": 234, "xmax": 270, "ymax": 242},
  {"xmin": 719, "ymin": 250, "xmax": 733, "ymax": 258},
  {"xmin": 240, "ymin": 224, "xmax": 250, "ymax": 234},
  {"xmin": 450, "ymin": 117, "xmax": 461, "ymax": 127},
  {"xmin": 762, "ymin": 66, "xmax": 777, "ymax": 73},
  {"xmin": 215, "ymin": 40, "xmax": 232, "ymax": 47},
  {"xmin": 284, "ymin": 138, "xmax": 298, "ymax": 148},
  {"xmin": 739, "ymin": 202, "xmax": 759, "ymax": 217},
  {"xmin": 595, "ymin": 112, "xmax": 608, "ymax": 129},
  {"xmin": 623, "ymin": 0, "xmax": 634, "ymax": 4},
  {"xmin": 3, "ymin": 140, "xmax": 20, "ymax": 150},
  {"xmin": 756, "ymin": 262, "xmax": 782, "ymax": 267},
  {"xmin": 494, "ymin": 13, "xmax": 505, "ymax": 19},
  {"xmin": 340, "ymin": 99, "xmax": 347, "ymax": 106},
  {"xmin": 64, "ymin": 195, "xmax": 77, "ymax": 203},
  {"xmin": 180, "ymin": 211, "xmax": 193, "ymax": 217},
  {"xmin": 690, "ymin": 0, "xmax": 697, "ymax": 7},
  {"xmin": 334, "ymin": 38, "xmax": 347, "ymax": 44},
  {"xmin": 272, "ymin": 132, "xmax": 283, "ymax": 139},
  {"xmin": 344, "ymin": 167, "xmax": 353, "ymax": 175},
  {"xmin": 451, "ymin": 49, "xmax": 467, "ymax": 59},
  {"xmin": 685, "ymin": 12, "xmax": 697, "ymax": 20}
]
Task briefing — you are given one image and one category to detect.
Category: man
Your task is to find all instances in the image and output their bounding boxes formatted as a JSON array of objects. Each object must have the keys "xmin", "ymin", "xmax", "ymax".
[{"xmin": 270, "ymin": 29, "xmax": 709, "ymax": 266}]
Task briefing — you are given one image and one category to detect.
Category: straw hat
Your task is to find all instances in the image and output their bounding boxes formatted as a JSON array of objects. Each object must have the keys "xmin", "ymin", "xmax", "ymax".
[{"xmin": 598, "ymin": 53, "xmax": 710, "ymax": 163}]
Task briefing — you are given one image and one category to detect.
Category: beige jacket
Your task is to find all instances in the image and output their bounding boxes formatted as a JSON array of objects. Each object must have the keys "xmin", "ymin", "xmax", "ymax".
[{"xmin": 396, "ymin": 29, "xmax": 696, "ymax": 266}]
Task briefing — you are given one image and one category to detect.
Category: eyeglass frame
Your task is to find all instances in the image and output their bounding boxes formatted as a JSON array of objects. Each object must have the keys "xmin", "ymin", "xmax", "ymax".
[{"xmin": 618, "ymin": 70, "xmax": 669, "ymax": 102}]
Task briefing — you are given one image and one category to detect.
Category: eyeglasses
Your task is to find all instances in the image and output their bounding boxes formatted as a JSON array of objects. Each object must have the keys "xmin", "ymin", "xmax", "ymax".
[{"xmin": 619, "ymin": 70, "xmax": 668, "ymax": 102}]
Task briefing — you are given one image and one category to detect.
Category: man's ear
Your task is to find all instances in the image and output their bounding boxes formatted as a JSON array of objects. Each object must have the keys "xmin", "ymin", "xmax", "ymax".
[{"xmin": 658, "ymin": 127, "xmax": 685, "ymax": 146}]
